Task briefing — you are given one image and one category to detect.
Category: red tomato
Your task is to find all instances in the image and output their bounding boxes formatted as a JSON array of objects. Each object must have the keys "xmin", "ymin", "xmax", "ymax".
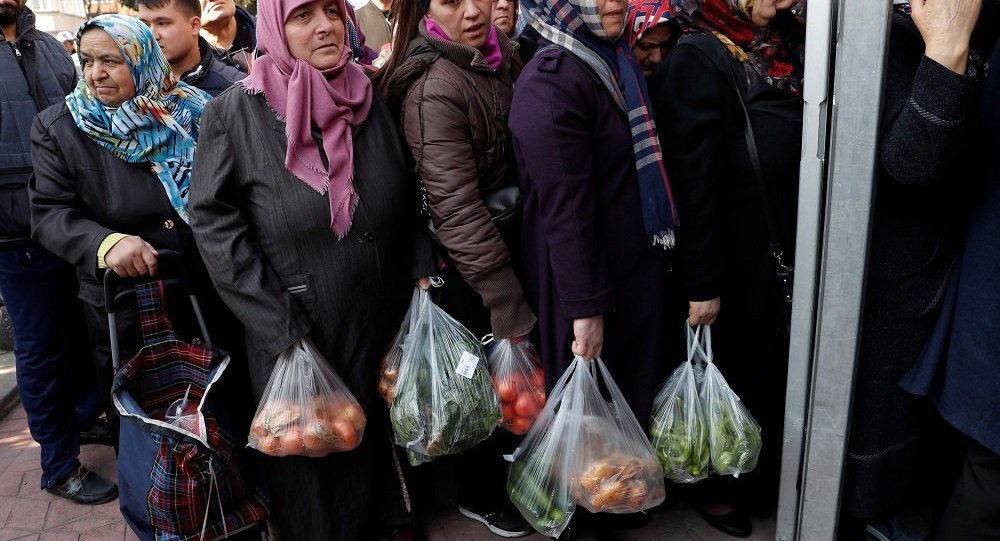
[
  {"xmin": 531, "ymin": 369, "xmax": 545, "ymax": 389},
  {"xmin": 515, "ymin": 393, "xmax": 540, "ymax": 418},
  {"xmin": 497, "ymin": 379, "xmax": 517, "ymax": 403},
  {"xmin": 510, "ymin": 417, "xmax": 532, "ymax": 434},
  {"xmin": 501, "ymin": 403, "xmax": 516, "ymax": 422}
]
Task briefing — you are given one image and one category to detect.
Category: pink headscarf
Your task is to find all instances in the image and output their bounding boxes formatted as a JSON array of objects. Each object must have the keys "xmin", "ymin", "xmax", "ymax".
[{"xmin": 240, "ymin": 0, "xmax": 373, "ymax": 238}]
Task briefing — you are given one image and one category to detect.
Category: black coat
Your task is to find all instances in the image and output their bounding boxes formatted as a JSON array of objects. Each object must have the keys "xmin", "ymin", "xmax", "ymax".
[
  {"xmin": 28, "ymin": 102, "xmax": 203, "ymax": 310},
  {"xmin": 652, "ymin": 33, "xmax": 802, "ymax": 503},
  {"xmin": 189, "ymin": 86, "xmax": 422, "ymax": 540},
  {"xmin": 843, "ymin": 11, "xmax": 986, "ymax": 519},
  {"xmin": 901, "ymin": 36, "xmax": 1000, "ymax": 458},
  {"xmin": 181, "ymin": 37, "xmax": 246, "ymax": 97}
]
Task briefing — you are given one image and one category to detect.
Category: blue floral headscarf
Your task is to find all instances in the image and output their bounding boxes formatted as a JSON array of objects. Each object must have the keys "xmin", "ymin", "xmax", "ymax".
[{"xmin": 66, "ymin": 15, "xmax": 210, "ymax": 224}]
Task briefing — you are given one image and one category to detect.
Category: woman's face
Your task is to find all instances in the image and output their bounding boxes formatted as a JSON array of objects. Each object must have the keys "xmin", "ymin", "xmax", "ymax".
[
  {"xmin": 79, "ymin": 28, "xmax": 136, "ymax": 107},
  {"xmin": 284, "ymin": 0, "xmax": 345, "ymax": 70},
  {"xmin": 750, "ymin": 0, "xmax": 779, "ymax": 27},
  {"xmin": 491, "ymin": 0, "xmax": 517, "ymax": 36},
  {"xmin": 595, "ymin": 0, "xmax": 625, "ymax": 39},
  {"xmin": 427, "ymin": 0, "xmax": 493, "ymax": 49}
]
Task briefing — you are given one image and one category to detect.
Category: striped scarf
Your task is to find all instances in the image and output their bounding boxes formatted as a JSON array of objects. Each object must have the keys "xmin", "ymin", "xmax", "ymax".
[
  {"xmin": 66, "ymin": 15, "xmax": 210, "ymax": 224},
  {"xmin": 521, "ymin": 0, "xmax": 679, "ymax": 247}
]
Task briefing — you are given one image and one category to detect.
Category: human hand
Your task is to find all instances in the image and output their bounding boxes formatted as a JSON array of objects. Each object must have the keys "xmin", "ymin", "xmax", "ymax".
[
  {"xmin": 105, "ymin": 236, "xmax": 158, "ymax": 278},
  {"xmin": 572, "ymin": 315, "xmax": 604, "ymax": 359},
  {"xmin": 911, "ymin": 0, "xmax": 982, "ymax": 74},
  {"xmin": 415, "ymin": 277, "xmax": 432, "ymax": 290},
  {"xmin": 688, "ymin": 298, "xmax": 720, "ymax": 326}
]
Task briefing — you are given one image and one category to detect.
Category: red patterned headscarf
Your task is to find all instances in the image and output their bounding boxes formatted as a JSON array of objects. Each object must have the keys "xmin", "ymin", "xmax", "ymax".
[{"xmin": 667, "ymin": 0, "xmax": 800, "ymax": 92}]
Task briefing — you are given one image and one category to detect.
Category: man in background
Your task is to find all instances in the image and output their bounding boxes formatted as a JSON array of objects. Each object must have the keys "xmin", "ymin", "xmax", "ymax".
[
  {"xmin": 0, "ymin": 0, "xmax": 116, "ymax": 505},
  {"xmin": 199, "ymin": 0, "xmax": 254, "ymax": 72},
  {"xmin": 356, "ymin": 0, "xmax": 391, "ymax": 54},
  {"xmin": 138, "ymin": 0, "xmax": 245, "ymax": 96}
]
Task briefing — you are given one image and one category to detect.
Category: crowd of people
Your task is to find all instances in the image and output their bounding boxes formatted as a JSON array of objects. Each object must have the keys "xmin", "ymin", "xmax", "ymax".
[{"xmin": 0, "ymin": 0, "xmax": 997, "ymax": 538}]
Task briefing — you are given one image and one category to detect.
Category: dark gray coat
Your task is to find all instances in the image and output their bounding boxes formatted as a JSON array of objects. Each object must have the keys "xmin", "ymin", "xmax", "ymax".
[{"xmin": 188, "ymin": 86, "xmax": 422, "ymax": 540}]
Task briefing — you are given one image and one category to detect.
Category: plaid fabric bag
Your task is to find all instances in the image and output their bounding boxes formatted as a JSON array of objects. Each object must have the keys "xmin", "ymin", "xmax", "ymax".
[{"xmin": 112, "ymin": 282, "xmax": 268, "ymax": 541}]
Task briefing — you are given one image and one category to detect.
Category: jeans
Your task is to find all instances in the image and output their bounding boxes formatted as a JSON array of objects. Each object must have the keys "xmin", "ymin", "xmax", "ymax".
[{"xmin": 0, "ymin": 243, "xmax": 100, "ymax": 488}]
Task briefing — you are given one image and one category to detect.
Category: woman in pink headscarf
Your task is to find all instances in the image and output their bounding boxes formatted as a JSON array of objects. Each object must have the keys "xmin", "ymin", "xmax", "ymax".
[{"xmin": 188, "ymin": 0, "xmax": 430, "ymax": 536}]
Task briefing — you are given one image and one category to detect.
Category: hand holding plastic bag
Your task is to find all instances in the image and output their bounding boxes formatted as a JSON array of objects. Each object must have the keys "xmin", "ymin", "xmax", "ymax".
[
  {"xmin": 248, "ymin": 338, "xmax": 366, "ymax": 457},
  {"xmin": 697, "ymin": 325, "xmax": 762, "ymax": 477},
  {"xmin": 650, "ymin": 324, "xmax": 711, "ymax": 483},
  {"xmin": 508, "ymin": 357, "xmax": 665, "ymax": 537},
  {"xmin": 486, "ymin": 337, "xmax": 546, "ymax": 435},
  {"xmin": 389, "ymin": 288, "xmax": 500, "ymax": 464}
]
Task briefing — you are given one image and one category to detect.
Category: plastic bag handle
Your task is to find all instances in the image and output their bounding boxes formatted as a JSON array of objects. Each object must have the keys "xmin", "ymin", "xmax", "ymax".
[{"xmin": 685, "ymin": 322, "xmax": 714, "ymax": 365}]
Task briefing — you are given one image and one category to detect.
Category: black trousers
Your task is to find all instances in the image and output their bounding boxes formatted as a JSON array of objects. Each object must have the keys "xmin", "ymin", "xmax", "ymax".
[{"xmin": 935, "ymin": 438, "xmax": 1000, "ymax": 541}]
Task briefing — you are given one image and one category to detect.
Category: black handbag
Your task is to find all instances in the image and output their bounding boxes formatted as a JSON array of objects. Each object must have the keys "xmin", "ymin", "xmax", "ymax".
[{"xmin": 729, "ymin": 71, "xmax": 795, "ymax": 329}]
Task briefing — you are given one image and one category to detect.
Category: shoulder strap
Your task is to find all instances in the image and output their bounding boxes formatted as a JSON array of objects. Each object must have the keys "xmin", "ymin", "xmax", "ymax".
[{"xmin": 726, "ymin": 68, "xmax": 793, "ymax": 282}]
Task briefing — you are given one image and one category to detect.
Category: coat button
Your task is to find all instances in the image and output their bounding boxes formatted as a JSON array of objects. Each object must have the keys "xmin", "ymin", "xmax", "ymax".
[
  {"xmin": 361, "ymin": 231, "xmax": 375, "ymax": 242},
  {"xmin": 163, "ymin": 219, "xmax": 175, "ymax": 230},
  {"xmin": 372, "ymin": 291, "xmax": 384, "ymax": 300}
]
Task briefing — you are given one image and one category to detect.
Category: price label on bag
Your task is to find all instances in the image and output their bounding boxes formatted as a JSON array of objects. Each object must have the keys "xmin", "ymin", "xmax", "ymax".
[{"xmin": 456, "ymin": 351, "xmax": 480, "ymax": 379}]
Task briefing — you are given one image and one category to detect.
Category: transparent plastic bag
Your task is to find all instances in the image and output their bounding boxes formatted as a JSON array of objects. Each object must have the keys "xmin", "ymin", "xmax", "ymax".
[
  {"xmin": 379, "ymin": 288, "xmax": 422, "ymax": 405},
  {"xmin": 389, "ymin": 289, "xmax": 500, "ymax": 465},
  {"xmin": 248, "ymin": 338, "xmax": 366, "ymax": 457},
  {"xmin": 650, "ymin": 324, "xmax": 711, "ymax": 483},
  {"xmin": 697, "ymin": 325, "xmax": 762, "ymax": 477},
  {"xmin": 486, "ymin": 337, "xmax": 546, "ymax": 435},
  {"xmin": 508, "ymin": 357, "xmax": 666, "ymax": 537}
]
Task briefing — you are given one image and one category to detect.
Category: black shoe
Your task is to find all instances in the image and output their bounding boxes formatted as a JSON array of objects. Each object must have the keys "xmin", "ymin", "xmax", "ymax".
[
  {"xmin": 696, "ymin": 505, "xmax": 752, "ymax": 538},
  {"xmin": 46, "ymin": 467, "xmax": 118, "ymax": 505},
  {"xmin": 79, "ymin": 418, "xmax": 114, "ymax": 447},
  {"xmin": 458, "ymin": 503, "xmax": 532, "ymax": 538}
]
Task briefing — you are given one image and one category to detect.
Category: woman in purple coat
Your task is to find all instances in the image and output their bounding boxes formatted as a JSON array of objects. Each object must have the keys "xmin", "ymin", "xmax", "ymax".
[{"xmin": 508, "ymin": 0, "xmax": 677, "ymax": 491}]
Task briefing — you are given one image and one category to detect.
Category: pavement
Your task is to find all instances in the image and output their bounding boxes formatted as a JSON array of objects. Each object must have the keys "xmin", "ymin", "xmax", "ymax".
[{"xmin": 0, "ymin": 351, "xmax": 776, "ymax": 541}]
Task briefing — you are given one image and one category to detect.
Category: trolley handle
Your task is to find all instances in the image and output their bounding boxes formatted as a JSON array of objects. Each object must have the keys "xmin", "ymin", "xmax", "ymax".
[{"xmin": 104, "ymin": 249, "xmax": 214, "ymax": 371}]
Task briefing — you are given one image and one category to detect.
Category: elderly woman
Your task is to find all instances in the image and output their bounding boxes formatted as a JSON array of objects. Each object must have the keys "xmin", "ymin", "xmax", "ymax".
[
  {"xmin": 509, "ymin": 0, "xmax": 677, "ymax": 536},
  {"xmin": 28, "ymin": 12, "xmax": 265, "ymax": 525},
  {"xmin": 651, "ymin": 0, "xmax": 802, "ymax": 535},
  {"xmin": 187, "ymin": 0, "xmax": 425, "ymax": 537},
  {"xmin": 379, "ymin": 0, "xmax": 536, "ymax": 534}
]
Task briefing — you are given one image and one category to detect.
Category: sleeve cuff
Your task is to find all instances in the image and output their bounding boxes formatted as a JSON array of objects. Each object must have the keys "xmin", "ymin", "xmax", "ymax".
[
  {"xmin": 96, "ymin": 233, "xmax": 129, "ymax": 269},
  {"xmin": 467, "ymin": 264, "xmax": 538, "ymax": 338},
  {"xmin": 910, "ymin": 56, "xmax": 978, "ymax": 126}
]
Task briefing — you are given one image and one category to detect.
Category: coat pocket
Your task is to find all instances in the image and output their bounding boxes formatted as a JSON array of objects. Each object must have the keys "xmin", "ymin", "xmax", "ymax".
[{"xmin": 280, "ymin": 273, "xmax": 316, "ymax": 305}]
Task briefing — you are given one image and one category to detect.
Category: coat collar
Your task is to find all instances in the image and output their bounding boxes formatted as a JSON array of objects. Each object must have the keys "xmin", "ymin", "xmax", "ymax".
[{"xmin": 416, "ymin": 20, "xmax": 517, "ymax": 75}]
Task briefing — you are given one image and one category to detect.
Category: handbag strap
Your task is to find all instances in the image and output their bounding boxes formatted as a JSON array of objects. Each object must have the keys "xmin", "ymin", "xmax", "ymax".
[{"xmin": 727, "ymin": 70, "xmax": 793, "ymax": 282}]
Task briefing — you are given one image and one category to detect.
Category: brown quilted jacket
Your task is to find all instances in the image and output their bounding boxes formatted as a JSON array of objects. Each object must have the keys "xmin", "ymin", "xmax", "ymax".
[{"xmin": 390, "ymin": 22, "xmax": 535, "ymax": 338}]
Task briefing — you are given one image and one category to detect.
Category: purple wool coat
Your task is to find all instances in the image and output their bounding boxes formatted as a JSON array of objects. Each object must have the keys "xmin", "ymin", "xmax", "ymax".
[{"xmin": 509, "ymin": 45, "xmax": 668, "ymax": 424}]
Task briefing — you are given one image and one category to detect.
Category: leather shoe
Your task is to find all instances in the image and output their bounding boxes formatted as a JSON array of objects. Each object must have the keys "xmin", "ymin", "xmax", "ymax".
[
  {"xmin": 46, "ymin": 467, "xmax": 118, "ymax": 505},
  {"xmin": 79, "ymin": 418, "xmax": 114, "ymax": 447},
  {"xmin": 696, "ymin": 505, "xmax": 752, "ymax": 538}
]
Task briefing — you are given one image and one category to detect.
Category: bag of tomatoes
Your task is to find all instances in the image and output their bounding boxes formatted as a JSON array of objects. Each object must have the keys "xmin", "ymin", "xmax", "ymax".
[
  {"xmin": 486, "ymin": 336, "xmax": 546, "ymax": 435},
  {"xmin": 248, "ymin": 338, "xmax": 366, "ymax": 457}
]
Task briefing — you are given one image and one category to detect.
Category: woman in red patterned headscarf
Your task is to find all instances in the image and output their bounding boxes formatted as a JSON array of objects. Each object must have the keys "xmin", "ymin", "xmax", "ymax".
[{"xmin": 650, "ymin": 0, "xmax": 802, "ymax": 537}]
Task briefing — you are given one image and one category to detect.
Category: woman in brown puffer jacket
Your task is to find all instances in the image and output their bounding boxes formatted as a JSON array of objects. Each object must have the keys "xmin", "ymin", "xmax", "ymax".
[{"xmin": 379, "ymin": 0, "xmax": 535, "ymax": 536}]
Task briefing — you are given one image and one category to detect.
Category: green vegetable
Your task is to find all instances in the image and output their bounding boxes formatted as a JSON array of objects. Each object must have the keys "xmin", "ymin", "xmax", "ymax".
[
  {"xmin": 389, "ymin": 299, "xmax": 501, "ymax": 465},
  {"xmin": 703, "ymin": 395, "xmax": 761, "ymax": 476},
  {"xmin": 650, "ymin": 365, "xmax": 711, "ymax": 483},
  {"xmin": 507, "ymin": 454, "xmax": 573, "ymax": 534}
]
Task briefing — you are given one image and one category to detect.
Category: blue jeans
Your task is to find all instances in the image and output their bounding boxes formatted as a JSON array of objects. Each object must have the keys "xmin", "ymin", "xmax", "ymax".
[{"xmin": 0, "ymin": 243, "xmax": 100, "ymax": 488}]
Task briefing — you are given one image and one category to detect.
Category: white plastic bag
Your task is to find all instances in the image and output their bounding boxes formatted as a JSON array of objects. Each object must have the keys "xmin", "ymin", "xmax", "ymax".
[
  {"xmin": 248, "ymin": 338, "xmax": 366, "ymax": 457},
  {"xmin": 650, "ymin": 324, "xmax": 711, "ymax": 483},
  {"xmin": 388, "ymin": 289, "xmax": 500, "ymax": 465},
  {"xmin": 697, "ymin": 325, "xmax": 762, "ymax": 477},
  {"xmin": 486, "ymin": 337, "xmax": 546, "ymax": 435},
  {"xmin": 508, "ymin": 357, "xmax": 666, "ymax": 537}
]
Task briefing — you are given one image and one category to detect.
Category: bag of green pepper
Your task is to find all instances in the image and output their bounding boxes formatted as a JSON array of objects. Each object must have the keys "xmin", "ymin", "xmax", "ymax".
[
  {"xmin": 388, "ymin": 288, "xmax": 501, "ymax": 465},
  {"xmin": 649, "ymin": 324, "xmax": 711, "ymax": 483},
  {"xmin": 507, "ymin": 357, "xmax": 665, "ymax": 537},
  {"xmin": 696, "ymin": 325, "xmax": 762, "ymax": 477}
]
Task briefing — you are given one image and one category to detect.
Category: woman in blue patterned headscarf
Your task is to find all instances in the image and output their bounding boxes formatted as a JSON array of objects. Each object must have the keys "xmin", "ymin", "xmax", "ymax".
[
  {"xmin": 66, "ymin": 14, "xmax": 209, "ymax": 224},
  {"xmin": 29, "ymin": 15, "xmax": 259, "ymax": 491}
]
